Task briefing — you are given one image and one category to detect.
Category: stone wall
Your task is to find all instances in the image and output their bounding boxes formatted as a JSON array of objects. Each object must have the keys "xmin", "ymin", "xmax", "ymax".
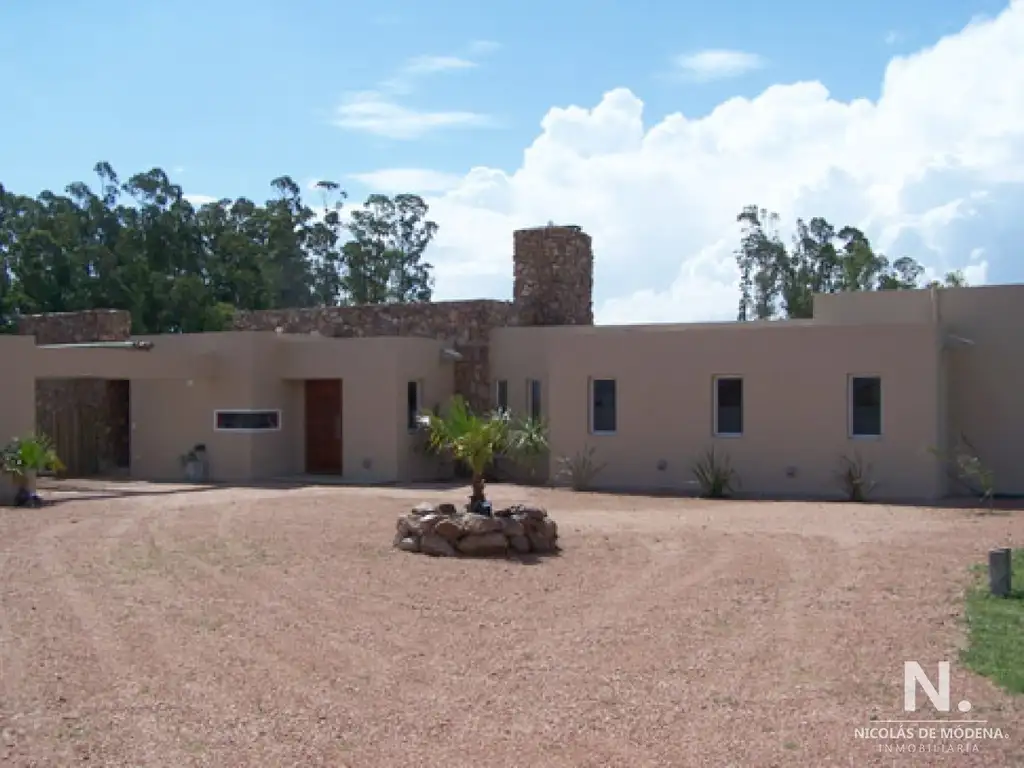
[
  {"xmin": 233, "ymin": 225, "xmax": 597, "ymax": 412},
  {"xmin": 18, "ymin": 309, "xmax": 132, "ymax": 345},
  {"xmin": 232, "ymin": 299, "xmax": 514, "ymax": 413},
  {"xmin": 17, "ymin": 310, "xmax": 132, "ymax": 476},
  {"xmin": 513, "ymin": 225, "xmax": 594, "ymax": 326},
  {"xmin": 394, "ymin": 501, "xmax": 559, "ymax": 557}
]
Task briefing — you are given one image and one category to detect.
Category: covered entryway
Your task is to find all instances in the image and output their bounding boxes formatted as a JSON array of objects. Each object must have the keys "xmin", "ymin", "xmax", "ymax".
[
  {"xmin": 305, "ymin": 379, "xmax": 343, "ymax": 474},
  {"xmin": 33, "ymin": 377, "xmax": 131, "ymax": 477}
]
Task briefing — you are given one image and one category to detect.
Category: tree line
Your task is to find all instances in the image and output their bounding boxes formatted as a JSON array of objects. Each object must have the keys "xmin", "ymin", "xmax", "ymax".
[
  {"xmin": 0, "ymin": 162, "xmax": 438, "ymax": 333},
  {"xmin": 734, "ymin": 205, "xmax": 967, "ymax": 321}
]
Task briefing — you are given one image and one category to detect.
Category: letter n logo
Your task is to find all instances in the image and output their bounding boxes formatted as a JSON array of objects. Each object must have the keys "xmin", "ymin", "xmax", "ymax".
[{"xmin": 904, "ymin": 661, "xmax": 950, "ymax": 712}]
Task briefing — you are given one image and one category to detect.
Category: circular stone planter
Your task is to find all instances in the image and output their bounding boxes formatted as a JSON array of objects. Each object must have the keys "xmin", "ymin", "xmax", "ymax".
[{"xmin": 393, "ymin": 502, "xmax": 559, "ymax": 557}]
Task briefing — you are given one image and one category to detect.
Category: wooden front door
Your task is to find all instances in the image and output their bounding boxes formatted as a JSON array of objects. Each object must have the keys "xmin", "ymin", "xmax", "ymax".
[{"xmin": 305, "ymin": 379, "xmax": 343, "ymax": 474}]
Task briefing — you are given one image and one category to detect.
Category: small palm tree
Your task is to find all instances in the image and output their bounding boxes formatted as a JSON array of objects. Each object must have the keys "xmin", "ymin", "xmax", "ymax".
[{"xmin": 418, "ymin": 396, "xmax": 516, "ymax": 508}]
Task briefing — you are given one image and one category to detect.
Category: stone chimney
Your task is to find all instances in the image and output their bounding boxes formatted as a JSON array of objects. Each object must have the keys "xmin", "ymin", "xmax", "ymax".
[{"xmin": 512, "ymin": 225, "xmax": 594, "ymax": 326}]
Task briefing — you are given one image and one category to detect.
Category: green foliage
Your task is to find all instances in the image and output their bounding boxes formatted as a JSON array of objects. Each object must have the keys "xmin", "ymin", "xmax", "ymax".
[
  {"xmin": 555, "ymin": 445, "xmax": 606, "ymax": 491},
  {"xmin": 419, "ymin": 396, "xmax": 542, "ymax": 503},
  {"xmin": 962, "ymin": 549, "xmax": 1024, "ymax": 693},
  {"xmin": 1, "ymin": 433, "xmax": 64, "ymax": 477},
  {"xmin": 0, "ymin": 164, "xmax": 439, "ymax": 332},
  {"xmin": 692, "ymin": 446, "xmax": 739, "ymax": 499},
  {"xmin": 734, "ymin": 205, "xmax": 968, "ymax": 321},
  {"xmin": 503, "ymin": 414, "xmax": 549, "ymax": 471},
  {"xmin": 837, "ymin": 452, "xmax": 876, "ymax": 502},
  {"xmin": 930, "ymin": 434, "xmax": 995, "ymax": 510}
]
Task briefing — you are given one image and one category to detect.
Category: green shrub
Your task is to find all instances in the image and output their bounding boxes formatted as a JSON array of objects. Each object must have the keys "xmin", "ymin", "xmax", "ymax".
[
  {"xmin": 692, "ymin": 446, "xmax": 739, "ymax": 498},
  {"xmin": 555, "ymin": 445, "xmax": 605, "ymax": 491},
  {"xmin": 930, "ymin": 433, "xmax": 995, "ymax": 510},
  {"xmin": 1, "ymin": 433, "xmax": 64, "ymax": 477},
  {"xmin": 837, "ymin": 452, "xmax": 876, "ymax": 502}
]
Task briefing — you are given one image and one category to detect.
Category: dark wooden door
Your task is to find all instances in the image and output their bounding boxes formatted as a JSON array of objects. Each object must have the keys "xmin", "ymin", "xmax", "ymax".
[
  {"xmin": 305, "ymin": 379, "xmax": 343, "ymax": 474},
  {"xmin": 107, "ymin": 379, "xmax": 131, "ymax": 470}
]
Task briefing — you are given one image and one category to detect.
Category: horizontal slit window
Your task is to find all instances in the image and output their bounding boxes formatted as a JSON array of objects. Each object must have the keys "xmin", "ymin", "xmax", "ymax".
[{"xmin": 214, "ymin": 410, "xmax": 281, "ymax": 431}]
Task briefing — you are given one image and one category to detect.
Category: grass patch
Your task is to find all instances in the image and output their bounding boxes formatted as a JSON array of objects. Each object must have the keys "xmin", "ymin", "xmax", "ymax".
[{"xmin": 962, "ymin": 549, "xmax": 1024, "ymax": 694}]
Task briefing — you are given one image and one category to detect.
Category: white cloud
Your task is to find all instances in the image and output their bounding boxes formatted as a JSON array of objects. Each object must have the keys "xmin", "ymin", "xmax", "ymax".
[
  {"xmin": 673, "ymin": 49, "xmax": 767, "ymax": 81},
  {"xmin": 413, "ymin": 0, "xmax": 1024, "ymax": 322},
  {"xmin": 333, "ymin": 43, "xmax": 498, "ymax": 139},
  {"xmin": 403, "ymin": 55, "xmax": 477, "ymax": 75},
  {"xmin": 334, "ymin": 92, "xmax": 491, "ymax": 139},
  {"xmin": 884, "ymin": 30, "xmax": 901, "ymax": 45},
  {"xmin": 350, "ymin": 168, "xmax": 464, "ymax": 194}
]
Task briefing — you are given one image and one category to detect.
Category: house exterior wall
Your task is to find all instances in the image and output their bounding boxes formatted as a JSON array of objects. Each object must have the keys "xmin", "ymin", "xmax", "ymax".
[
  {"xmin": 10, "ymin": 331, "xmax": 449, "ymax": 486},
  {"xmin": 815, "ymin": 285, "xmax": 1024, "ymax": 496},
  {"xmin": 935, "ymin": 285, "xmax": 1024, "ymax": 495},
  {"xmin": 500, "ymin": 321, "xmax": 944, "ymax": 500},
  {"xmin": 18, "ymin": 309, "xmax": 133, "ymax": 476},
  {"xmin": 232, "ymin": 300, "xmax": 511, "ymax": 416},
  {"xmin": 0, "ymin": 336, "xmax": 37, "ymax": 503},
  {"xmin": 395, "ymin": 339, "xmax": 457, "ymax": 482},
  {"xmin": 8, "ymin": 226, "xmax": 1024, "ymax": 501}
]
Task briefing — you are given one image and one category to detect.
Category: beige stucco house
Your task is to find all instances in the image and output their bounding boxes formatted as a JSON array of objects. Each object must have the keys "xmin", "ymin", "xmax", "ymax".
[{"xmin": 1, "ymin": 225, "xmax": 1021, "ymax": 502}]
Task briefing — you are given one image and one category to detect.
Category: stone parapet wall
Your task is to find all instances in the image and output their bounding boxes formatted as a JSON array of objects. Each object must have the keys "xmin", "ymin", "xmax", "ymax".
[
  {"xmin": 17, "ymin": 309, "xmax": 132, "ymax": 345},
  {"xmin": 232, "ymin": 300, "xmax": 514, "ymax": 412},
  {"xmin": 231, "ymin": 299, "xmax": 513, "ymax": 344}
]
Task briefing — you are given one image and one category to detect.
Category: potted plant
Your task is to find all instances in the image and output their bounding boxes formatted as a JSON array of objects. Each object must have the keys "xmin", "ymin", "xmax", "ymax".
[
  {"xmin": 179, "ymin": 444, "xmax": 206, "ymax": 482},
  {"xmin": 1, "ymin": 433, "xmax": 65, "ymax": 507}
]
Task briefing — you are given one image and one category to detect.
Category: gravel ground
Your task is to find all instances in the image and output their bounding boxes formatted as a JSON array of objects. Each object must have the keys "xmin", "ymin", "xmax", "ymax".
[{"xmin": 0, "ymin": 481, "xmax": 1022, "ymax": 767}]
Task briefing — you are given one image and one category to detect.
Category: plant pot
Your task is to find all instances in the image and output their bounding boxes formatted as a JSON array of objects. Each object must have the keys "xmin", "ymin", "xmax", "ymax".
[
  {"xmin": 183, "ymin": 460, "xmax": 204, "ymax": 482},
  {"xmin": 21, "ymin": 469, "xmax": 37, "ymax": 496},
  {"xmin": 0, "ymin": 472, "xmax": 16, "ymax": 506}
]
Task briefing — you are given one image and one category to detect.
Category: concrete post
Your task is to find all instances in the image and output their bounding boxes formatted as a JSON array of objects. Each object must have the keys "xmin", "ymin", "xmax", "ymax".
[{"xmin": 989, "ymin": 547, "xmax": 1012, "ymax": 597}]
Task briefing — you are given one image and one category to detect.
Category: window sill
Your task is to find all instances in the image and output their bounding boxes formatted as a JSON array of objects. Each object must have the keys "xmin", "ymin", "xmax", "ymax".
[
  {"xmin": 590, "ymin": 430, "xmax": 617, "ymax": 436},
  {"xmin": 214, "ymin": 429, "xmax": 280, "ymax": 434},
  {"xmin": 848, "ymin": 434, "xmax": 883, "ymax": 440},
  {"xmin": 713, "ymin": 432, "xmax": 743, "ymax": 439}
]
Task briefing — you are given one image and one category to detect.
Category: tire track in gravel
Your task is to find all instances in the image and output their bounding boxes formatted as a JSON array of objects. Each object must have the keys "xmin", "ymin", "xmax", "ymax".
[
  {"xmin": 129, "ymin": 501, "xmax": 379, "ymax": 754},
  {"xmin": 30, "ymin": 507, "xmax": 197, "ymax": 766},
  {"xmin": 38, "ymin": 497, "xmax": 354, "ymax": 763}
]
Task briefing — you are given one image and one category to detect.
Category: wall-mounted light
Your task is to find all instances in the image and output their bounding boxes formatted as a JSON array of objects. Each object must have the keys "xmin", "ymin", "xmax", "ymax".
[{"xmin": 440, "ymin": 347, "xmax": 463, "ymax": 362}]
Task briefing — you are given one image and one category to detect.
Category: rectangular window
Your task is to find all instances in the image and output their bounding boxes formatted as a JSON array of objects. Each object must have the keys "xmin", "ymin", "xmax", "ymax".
[
  {"xmin": 214, "ymin": 410, "xmax": 280, "ymax": 431},
  {"xmin": 527, "ymin": 379, "xmax": 542, "ymax": 421},
  {"xmin": 714, "ymin": 376, "xmax": 743, "ymax": 436},
  {"xmin": 495, "ymin": 379, "xmax": 509, "ymax": 412},
  {"xmin": 849, "ymin": 375, "xmax": 882, "ymax": 437},
  {"xmin": 590, "ymin": 378, "xmax": 617, "ymax": 434},
  {"xmin": 407, "ymin": 380, "xmax": 422, "ymax": 431}
]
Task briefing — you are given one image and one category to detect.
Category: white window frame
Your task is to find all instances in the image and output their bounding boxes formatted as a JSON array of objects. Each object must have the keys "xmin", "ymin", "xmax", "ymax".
[
  {"xmin": 213, "ymin": 409, "xmax": 282, "ymax": 433},
  {"xmin": 712, "ymin": 375, "xmax": 744, "ymax": 438},
  {"xmin": 848, "ymin": 374, "xmax": 883, "ymax": 439},
  {"xmin": 407, "ymin": 379, "xmax": 423, "ymax": 432},
  {"xmin": 588, "ymin": 377, "xmax": 617, "ymax": 436},
  {"xmin": 526, "ymin": 378, "xmax": 542, "ymax": 421},
  {"xmin": 495, "ymin": 379, "xmax": 509, "ymax": 412}
]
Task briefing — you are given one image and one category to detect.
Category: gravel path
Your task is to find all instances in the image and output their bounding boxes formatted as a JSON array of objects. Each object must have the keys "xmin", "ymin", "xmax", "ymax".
[{"xmin": 0, "ymin": 482, "xmax": 1022, "ymax": 766}]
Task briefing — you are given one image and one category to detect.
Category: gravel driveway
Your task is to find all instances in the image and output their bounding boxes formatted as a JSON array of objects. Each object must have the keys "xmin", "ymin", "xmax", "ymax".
[{"xmin": 1, "ymin": 482, "xmax": 1022, "ymax": 766}]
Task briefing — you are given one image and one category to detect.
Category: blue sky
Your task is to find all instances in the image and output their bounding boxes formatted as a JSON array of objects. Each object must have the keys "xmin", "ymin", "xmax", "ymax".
[{"xmin": 2, "ymin": 0, "xmax": 1022, "ymax": 321}]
